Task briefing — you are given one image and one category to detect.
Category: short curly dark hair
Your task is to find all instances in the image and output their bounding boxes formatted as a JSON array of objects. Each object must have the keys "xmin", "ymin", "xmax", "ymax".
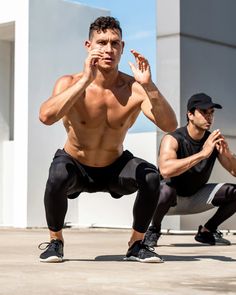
[{"xmin": 89, "ymin": 16, "xmax": 122, "ymax": 39}]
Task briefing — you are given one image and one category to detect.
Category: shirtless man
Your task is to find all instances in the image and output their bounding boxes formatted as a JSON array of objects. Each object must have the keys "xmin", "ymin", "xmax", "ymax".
[{"xmin": 38, "ymin": 16, "xmax": 177, "ymax": 263}]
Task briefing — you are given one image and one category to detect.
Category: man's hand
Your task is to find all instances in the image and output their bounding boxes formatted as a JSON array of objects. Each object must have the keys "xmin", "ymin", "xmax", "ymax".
[
  {"xmin": 216, "ymin": 134, "xmax": 232, "ymax": 158},
  {"xmin": 202, "ymin": 129, "xmax": 223, "ymax": 158},
  {"xmin": 83, "ymin": 48, "xmax": 104, "ymax": 83},
  {"xmin": 129, "ymin": 49, "xmax": 151, "ymax": 85}
]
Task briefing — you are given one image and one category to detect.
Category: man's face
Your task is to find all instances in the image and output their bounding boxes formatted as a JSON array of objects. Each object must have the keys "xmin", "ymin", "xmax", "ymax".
[
  {"xmin": 189, "ymin": 107, "xmax": 215, "ymax": 130},
  {"xmin": 85, "ymin": 29, "xmax": 124, "ymax": 70}
]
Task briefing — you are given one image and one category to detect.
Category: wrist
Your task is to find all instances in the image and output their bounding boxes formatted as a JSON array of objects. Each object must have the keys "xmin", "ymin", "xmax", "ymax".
[
  {"xmin": 199, "ymin": 149, "xmax": 208, "ymax": 159},
  {"xmin": 78, "ymin": 75, "xmax": 92, "ymax": 87},
  {"xmin": 141, "ymin": 81, "xmax": 156, "ymax": 90}
]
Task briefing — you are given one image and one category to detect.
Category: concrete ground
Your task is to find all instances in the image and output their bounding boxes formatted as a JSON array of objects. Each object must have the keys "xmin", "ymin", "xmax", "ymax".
[{"xmin": 0, "ymin": 227, "xmax": 236, "ymax": 295}]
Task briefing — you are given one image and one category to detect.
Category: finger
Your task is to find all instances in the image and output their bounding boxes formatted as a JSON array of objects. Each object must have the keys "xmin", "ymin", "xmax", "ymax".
[
  {"xmin": 212, "ymin": 129, "xmax": 221, "ymax": 137},
  {"xmin": 128, "ymin": 61, "xmax": 136, "ymax": 72},
  {"xmin": 131, "ymin": 49, "xmax": 140, "ymax": 58},
  {"xmin": 215, "ymin": 143, "xmax": 221, "ymax": 152},
  {"xmin": 211, "ymin": 130, "xmax": 222, "ymax": 142},
  {"xmin": 214, "ymin": 138, "xmax": 224, "ymax": 145},
  {"xmin": 141, "ymin": 62, "xmax": 149, "ymax": 72},
  {"xmin": 131, "ymin": 49, "xmax": 146, "ymax": 63},
  {"xmin": 142, "ymin": 60, "xmax": 150, "ymax": 71},
  {"xmin": 91, "ymin": 59, "xmax": 98, "ymax": 66}
]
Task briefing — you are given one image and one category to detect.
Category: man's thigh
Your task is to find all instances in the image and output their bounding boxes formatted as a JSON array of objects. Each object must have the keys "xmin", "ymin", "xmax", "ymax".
[
  {"xmin": 108, "ymin": 156, "xmax": 159, "ymax": 197},
  {"xmin": 167, "ymin": 183, "xmax": 225, "ymax": 215}
]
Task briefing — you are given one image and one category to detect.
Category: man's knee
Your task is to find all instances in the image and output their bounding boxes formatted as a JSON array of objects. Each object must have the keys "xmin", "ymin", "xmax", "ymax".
[
  {"xmin": 158, "ymin": 183, "xmax": 177, "ymax": 206},
  {"xmin": 46, "ymin": 162, "xmax": 74, "ymax": 192},
  {"xmin": 136, "ymin": 163, "xmax": 160, "ymax": 190},
  {"xmin": 213, "ymin": 183, "xmax": 236, "ymax": 205},
  {"xmin": 225, "ymin": 184, "xmax": 236, "ymax": 200},
  {"xmin": 144, "ymin": 170, "xmax": 160, "ymax": 192}
]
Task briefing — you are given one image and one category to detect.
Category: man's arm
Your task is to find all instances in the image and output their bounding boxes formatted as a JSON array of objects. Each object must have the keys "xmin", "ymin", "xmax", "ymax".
[
  {"xmin": 141, "ymin": 83, "xmax": 177, "ymax": 132},
  {"xmin": 128, "ymin": 50, "xmax": 177, "ymax": 132},
  {"xmin": 39, "ymin": 48, "xmax": 104, "ymax": 125},
  {"xmin": 159, "ymin": 130, "xmax": 223, "ymax": 178},
  {"xmin": 216, "ymin": 135, "xmax": 236, "ymax": 177},
  {"xmin": 39, "ymin": 75, "xmax": 90, "ymax": 125}
]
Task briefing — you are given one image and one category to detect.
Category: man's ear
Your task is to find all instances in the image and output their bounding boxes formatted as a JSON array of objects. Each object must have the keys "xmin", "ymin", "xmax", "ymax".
[
  {"xmin": 187, "ymin": 111, "xmax": 194, "ymax": 121},
  {"xmin": 85, "ymin": 40, "xmax": 91, "ymax": 50}
]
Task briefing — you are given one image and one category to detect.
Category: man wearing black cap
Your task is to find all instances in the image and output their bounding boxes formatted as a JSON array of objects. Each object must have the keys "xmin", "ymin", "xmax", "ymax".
[{"xmin": 144, "ymin": 93, "xmax": 236, "ymax": 246}]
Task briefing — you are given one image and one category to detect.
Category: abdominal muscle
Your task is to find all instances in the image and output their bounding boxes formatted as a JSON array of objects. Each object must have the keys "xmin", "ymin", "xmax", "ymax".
[{"xmin": 63, "ymin": 122, "xmax": 128, "ymax": 167}]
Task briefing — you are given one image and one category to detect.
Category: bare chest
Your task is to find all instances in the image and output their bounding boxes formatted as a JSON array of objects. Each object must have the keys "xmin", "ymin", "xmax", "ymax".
[{"xmin": 68, "ymin": 89, "xmax": 142, "ymax": 129}]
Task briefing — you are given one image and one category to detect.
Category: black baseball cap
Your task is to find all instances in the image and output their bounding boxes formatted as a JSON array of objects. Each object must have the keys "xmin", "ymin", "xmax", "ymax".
[{"xmin": 187, "ymin": 93, "xmax": 222, "ymax": 111}]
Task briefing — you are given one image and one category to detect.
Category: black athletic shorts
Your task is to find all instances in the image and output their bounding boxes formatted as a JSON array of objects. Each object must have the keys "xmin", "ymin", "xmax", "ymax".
[{"xmin": 49, "ymin": 149, "xmax": 157, "ymax": 199}]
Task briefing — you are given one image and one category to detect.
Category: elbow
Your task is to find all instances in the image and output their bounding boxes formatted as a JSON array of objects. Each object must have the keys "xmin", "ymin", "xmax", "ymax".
[
  {"xmin": 230, "ymin": 170, "xmax": 236, "ymax": 177},
  {"xmin": 161, "ymin": 116, "xmax": 178, "ymax": 133},
  {"xmin": 39, "ymin": 111, "xmax": 55, "ymax": 126},
  {"xmin": 159, "ymin": 167, "xmax": 172, "ymax": 179},
  {"xmin": 161, "ymin": 173, "xmax": 171, "ymax": 179},
  {"xmin": 161, "ymin": 121, "xmax": 177, "ymax": 133}
]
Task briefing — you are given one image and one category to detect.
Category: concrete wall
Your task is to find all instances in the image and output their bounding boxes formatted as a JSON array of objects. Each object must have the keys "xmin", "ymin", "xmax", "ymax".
[{"xmin": 157, "ymin": 0, "xmax": 236, "ymax": 230}]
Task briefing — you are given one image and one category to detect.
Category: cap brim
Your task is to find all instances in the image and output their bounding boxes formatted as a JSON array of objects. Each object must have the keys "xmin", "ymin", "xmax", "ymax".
[{"xmin": 196, "ymin": 102, "xmax": 222, "ymax": 110}]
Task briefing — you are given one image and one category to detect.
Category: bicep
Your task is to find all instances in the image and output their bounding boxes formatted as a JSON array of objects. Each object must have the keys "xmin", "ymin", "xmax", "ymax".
[{"xmin": 158, "ymin": 135, "xmax": 178, "ymax": 166}]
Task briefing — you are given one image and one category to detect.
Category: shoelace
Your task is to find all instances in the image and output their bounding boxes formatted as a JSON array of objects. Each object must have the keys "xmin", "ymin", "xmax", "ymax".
[
  {"xmin": 141, "ymin": 242, "xmax": 155, "ymax": 253},
  {"xmin": 38, "ymin": 242, "xmax": 51, "ymax": 250},
  {"xmin": 213, "ymin": 230, "xmax": 223, "ymax": 238},
  {"xmin": 38, "ymin": 241, "xmax": 61, "ymax": 251},
  {"xmin": 140, "ymin": 242, "xmax": 163, "ymax": 260}
]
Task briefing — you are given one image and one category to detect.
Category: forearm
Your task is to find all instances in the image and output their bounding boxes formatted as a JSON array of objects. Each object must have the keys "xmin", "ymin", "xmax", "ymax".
[
  {"xmin": 221, "ymin": 152, "xmax": 236, "ymax": 177},
  {"xmin": 40, "ymin": 77, "xmax": 90, "ymax": 125},
  {"xmin": 142, "ymin": 82, "xmax": 177, "ymax": 132},
  {"xmin": 160, "ymin": 151, "xmax": 206, "ymax": 178}
]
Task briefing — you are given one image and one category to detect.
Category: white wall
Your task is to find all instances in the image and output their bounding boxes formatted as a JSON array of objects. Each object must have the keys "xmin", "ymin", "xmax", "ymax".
[
  {"xmin": 0, "ymin": 40, "xmax": 11, "ymax": 224},
  {"xmin": 0, "ymin": 0, "xmax": 16, "ymax": 23}
]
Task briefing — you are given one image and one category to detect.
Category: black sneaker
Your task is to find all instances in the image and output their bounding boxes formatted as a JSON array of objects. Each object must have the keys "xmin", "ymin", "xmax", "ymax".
[
  {"xmin": 38, "ymin": 239, "xmax": 64, "ymax": 262},
  {"xmin": 195, "ymin": 225, "xmax": 231, "ymax": 246},
  {"xmin": 213, "ymin": 230, "xmax": 231, "ymax": 245},
  {"xmin": 124, "ymin": 240, "xmax": 164, "ymax": 263},
  {"xmin": 143, "ymin": 226, "xmax": 162, "ymax": 247}
]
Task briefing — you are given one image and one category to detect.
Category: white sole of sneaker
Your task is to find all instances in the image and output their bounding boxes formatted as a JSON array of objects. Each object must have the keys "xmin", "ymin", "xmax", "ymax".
[
  {"xmin": 40, "ymin": 256, "xmax": 63, "ymax": 263},
  {"xmin": 124, "ymin": 256, "xmax": 164, "ymax": 263}
]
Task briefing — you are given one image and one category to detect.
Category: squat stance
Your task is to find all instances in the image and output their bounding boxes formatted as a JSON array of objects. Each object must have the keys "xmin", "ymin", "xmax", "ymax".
[
  {"xmin": 145, "ymin": 93, "xmax": 236, "ymax": 247},
  {"xmin": 38, "ymin": 16, "xmax": 177, "ymax": 263}
]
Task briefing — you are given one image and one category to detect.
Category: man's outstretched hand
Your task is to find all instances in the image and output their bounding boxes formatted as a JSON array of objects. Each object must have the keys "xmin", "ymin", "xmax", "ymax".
[{"xmin": 129, "ymin": 49, "xmax": 152, "ymax": 85}]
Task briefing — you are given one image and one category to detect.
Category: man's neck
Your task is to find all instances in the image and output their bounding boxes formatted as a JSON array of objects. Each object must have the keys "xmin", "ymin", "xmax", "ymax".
[
  {"xmin": 187, "ymin": 123, "xmax": 206, "ymax": 141},
  {"xmin": 93, "ymin": 68, "xmax": 120, "ymax": 88}
]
